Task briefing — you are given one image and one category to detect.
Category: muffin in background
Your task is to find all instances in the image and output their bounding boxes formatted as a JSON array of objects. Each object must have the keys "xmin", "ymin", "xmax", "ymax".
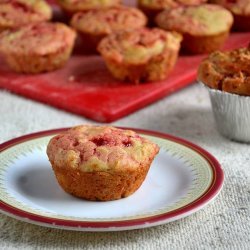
[
  {"xmin": 47, "ymin": 125, "xmax": 160, "ymax": 201},
  {"xmin": 209, "ymin": 0, "xmax": 250, "ymax": 31},
  {"xmin": 0, "ymin": 0, "xmax": 52, "ymax": 31},
  {"xmin": 56, "ymin": 0, "xmax": 121, "ymax": 16},
  {"xmin": 155, "ymin": 4, "xmax": 233, "ymax": 54},
  {"xmin": 0, "ymin": 22, "xmax": 76, "ymax": 73},
  {"xmin": 98, "ymin": 28, "xmax": 182, "ymax": 83},
  {"xmin": 198, "ymin": 46, "xmax": 250, "ymax": 95},
  {"xmin": 70, "ymin": 6, "xmax": 147, "ymax": 54},
  {"xmin": 198, "ymin": 45, "xmax": 250, "ymax": 142},
  {"xmin": 137, "ymin": 0, "xmax": 207, "ymax": 25}
]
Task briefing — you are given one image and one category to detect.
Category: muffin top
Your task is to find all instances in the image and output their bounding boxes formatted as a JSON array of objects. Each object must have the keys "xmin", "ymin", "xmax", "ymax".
[
  {"xmin": 198, "ymin": 45, "xmax": 250, "ymax": 96},
  {"xmin": 155, "ymin": 4, "xmax": 233, "ymax": 36},
  {"xmin": 70, "ymin": 6, "xmax": 147, "ymax": 36},
  {"xmin": 47, "ymin": 125, "xmax": 159, "ymax": 172},
  {"xmin": 138, "ymin": 0, "xmax": 207, "ymax": 9},
  {"xmin": 98, "ymin": 28, "xmax": 182, "ymax": 65},
  {"xmin": 0, "ymin": 0, "xmax": 52, "ymax": 30},
  {"xmin": 210, "ymin": 0, "xmax": 250, "ymax": 15},
  {"xmin": 0, "ymin": 22, "xmax": 76, "ymax": 56},
  {"xmin": 57, "ymin": 0, "xmax": 121, "ymax": 13}
]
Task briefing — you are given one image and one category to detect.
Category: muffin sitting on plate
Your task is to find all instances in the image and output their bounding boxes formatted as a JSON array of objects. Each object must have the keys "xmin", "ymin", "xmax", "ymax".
[
  {"xmin": 155, "ymin": 4, "xmax": 233, "ymax": 54},
  {"xmin": 47, "ymin": 125, "xmax": 159, "ymax": 201},
  {"xmin": 98, "ymin": 28, "xmax": 182, "ymax": 83},
  {"xmin": 198, "ymin": 45, "xmax": 250, "ymax": 142},
  {"xmin": 209, "ymin": 0, "xmax": 250, "ymax": 31},
  {"xmin": 137, "ymin": 0, "xmax": 207, "ymax": 25},
  {"xmin": 0, "ymin": 0, "xmax": 52, "ymax": 32},
  {"xmin": 70, "ymin": 6, "xmax": 147, "ymax": 54},
  {"xmin": 0, "ymin": 22, "xmax": 76, "ymax": 73}
]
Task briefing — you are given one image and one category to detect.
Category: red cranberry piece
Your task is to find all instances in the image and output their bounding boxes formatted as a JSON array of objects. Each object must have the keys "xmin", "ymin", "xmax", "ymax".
[
  {"xmin": 91, "ymin": 137, "xmax": 108, "ymax": 146},
  {"xmin": 11, "ymin": 1, "xmax": 30, "ymax": 12},
  {"xmin": 122, "ymin": 140, "xmax": 132, "ymax": 147}
]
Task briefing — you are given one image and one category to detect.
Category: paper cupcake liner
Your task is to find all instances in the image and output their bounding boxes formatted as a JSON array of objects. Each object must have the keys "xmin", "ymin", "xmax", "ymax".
[{"xmin": 200, "ymin": 82, "xmax": 250, "ymax": 143}]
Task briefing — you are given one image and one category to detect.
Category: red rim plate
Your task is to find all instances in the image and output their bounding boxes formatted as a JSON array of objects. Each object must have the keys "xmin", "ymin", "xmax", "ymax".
[{"xmin": 0, "ymin": 128, "xmax": 224, "ymax": 231}]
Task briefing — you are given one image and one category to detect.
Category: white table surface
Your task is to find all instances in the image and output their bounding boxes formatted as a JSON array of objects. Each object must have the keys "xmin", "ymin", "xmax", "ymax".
[{"xmin": 1, "ymin": 82, "xmax": 249, "ymax": 249}]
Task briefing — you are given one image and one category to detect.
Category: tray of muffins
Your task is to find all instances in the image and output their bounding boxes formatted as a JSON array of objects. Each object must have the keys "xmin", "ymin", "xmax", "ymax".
[{"xmin": 0, "ymin": 0, "xmax": 249, "ymax": 122}]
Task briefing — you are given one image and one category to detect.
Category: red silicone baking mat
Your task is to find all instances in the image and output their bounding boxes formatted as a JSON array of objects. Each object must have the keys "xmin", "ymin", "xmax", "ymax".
[{"xmin": 0, "ymin": 32, "xmax": 249, "ymax": 122}]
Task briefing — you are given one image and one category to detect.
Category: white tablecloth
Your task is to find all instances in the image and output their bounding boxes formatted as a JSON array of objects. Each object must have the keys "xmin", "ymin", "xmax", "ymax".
[{"xmin": 1, "ymin": 83, "xmax": 249, "ymax": 249}]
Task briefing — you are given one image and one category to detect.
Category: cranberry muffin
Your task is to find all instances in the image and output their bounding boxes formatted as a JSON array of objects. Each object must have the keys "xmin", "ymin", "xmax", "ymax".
[
  {"xmin": 156, "ymin": 4, "xmax": 233, "ymax": 54},
  {"xmin": 70, "ymin": 6, "xmax": 147, "ymax": 54},
  {"xmin": 0, "ymin": 0, "xmax": 52, "ymax": 32},
  {"xmin": 47, "ymin": 125, "xmax": 159, "ymax": 201},
  {"xmin": 56, "ymin": 0, "xmax": 121, "ymax": 15},
  {"xmin": 0, "ymin": 22, "xmax": 76, "ymax": 73},
  {"xmin": 98, "ymin": 28, "xmax": 182, "ymax": 83},
  {"xmin": 210, "ymin": 0, "xmax": 250, "ymax": 31},
  {"xmin": 138, "ymin": 0, "xmax": 207, "ymax": 25}
]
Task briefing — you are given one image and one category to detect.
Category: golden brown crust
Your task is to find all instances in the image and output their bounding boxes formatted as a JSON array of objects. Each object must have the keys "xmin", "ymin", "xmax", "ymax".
[
  {"xmin": 155, "ymin": 4, "xmax": 233, "ymax": 54},
  {"xmin": 57, "ymin": 0, "xmax": 121, "ymax": 14},
  {"xmin": 138, "ymin": 0, "xmax": 207, "ymax": 26},
  {"xmin": 70, "ymin": 6, "xmax": 147, "ymax": 54},
  {"xmin": 198, "ymin": 45, "xmax": 250, "ymax": 96},
  {"xmin": 98, "ymin": 28, "xmax": 182, "ymax": 83},
  {"xmin": 209, "ymin": 0, "xmax": 250, "ymax": 15},
  {"xmin": 47, "ymin": 125, "xmax": 159, "ymax": 172},
  {"xmin": 71, "ymin": 6, "xmax": 147, "ymax": 35},
  {"xmin": 155, "ymin": 4, "xmax": 233, "ymax": 36},
  {"xmin": 0, "ymin": 0, "xmax": 52, "ymax": 30},
  {"xmin": 47, "ymin": 125, "xmax": 159, "ymax": 201},
  {"xmin": 0, "ymin": 22, "xmax": 76, "ymax": 73},
  {"xmin": 51, "ymin": 160, "xmax": 152, "ymax": 201},
  {"xmin": 2, "ymin": 44, "xmax": 73, "ymax": 73},
  {"xmin": 182, "ymin": 31, "xmax": 229, "ymax": 54},
  {"xmin": 209, "ymin": 0, "xmax": 250, "ymax": 31},
  {"xmin": 103, "ymin": 46, "xmax": 179, "ymax": 83}
]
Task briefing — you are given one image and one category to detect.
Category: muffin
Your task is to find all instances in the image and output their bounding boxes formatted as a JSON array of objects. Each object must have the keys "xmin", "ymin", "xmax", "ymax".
[
  {"xmin": 198, "ymin": 46, "xmax": 250, "ymax": 95},
  {"xmin": 198, "ymin": 45, "xmax": 250, "ymax": 142},
  {"xmin": 70, "ymin": 6, "xmax": 147, "ymax": 54},
  {"xmin": 137, "ymin": 0, "xmax": 207, "ymax": 25},
  {"xmin": 0, "ymin": 0, "xmax": 52, "ymax": 32},
  {"xmin": 0, "ymin": 22, "xmax": 76, "ymax": 73},
  {"xmin": 209, "ymin": 0, "xmax": 250, "ymax": 31},
  {"xmin": 155, "ymin": 4, "xmax": 233, "ymax": 54},
  {"xmin": 98, "ymin": 28, "xmax": 182, "ymax": 83},
  {"xmin": 56, "ymin": 0, "xmax": 121, "ymax": 16},
  {"xmin": 47, "ymin": 125, "xmax": 160, "ymax": 201}
]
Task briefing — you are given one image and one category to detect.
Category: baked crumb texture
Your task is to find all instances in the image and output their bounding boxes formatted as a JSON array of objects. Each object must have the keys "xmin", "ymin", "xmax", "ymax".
[
  {"xmin": 210, "ymin": 0, "xmax": 250, "ymax": 31},
  {"xmin": 56, "ymin": 0, "xmax": 121, "ymax": 15},
  {"xmin": 138, "ymin": 0, "xmax": 207, "ymax": 25},
  {"xmin": 0, "ymin": 0, "xmax": 52, "ymax": 31},
  {"xmin": 198, "ymin": 45, "xmax": 250, "ymax": 96},
  {"xmin": 155, "ymin": 4, "xmax": 233, "ymax": 54},
  {"xmin": 0, "ymin": 22, "xmax": 76, "ymax": 73},
  {"xmin": 98, "ymin": 28, "xmax": 182, "ymax": 83},
  {"xmin": 47, "ymin": 125, "xmax": 160, "ymax": 201},
  {"xmin": 70, "ymin": 6, "xmax": 147, "ymax": 54}
]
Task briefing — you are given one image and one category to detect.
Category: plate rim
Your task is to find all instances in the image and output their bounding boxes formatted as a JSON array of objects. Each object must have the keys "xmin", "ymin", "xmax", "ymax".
[{"xmin": 0, "ymin": 127, "xmax": 224, "ymax": 231}]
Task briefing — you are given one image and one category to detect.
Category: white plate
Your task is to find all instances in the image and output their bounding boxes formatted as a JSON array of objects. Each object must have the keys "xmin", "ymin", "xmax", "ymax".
[{"xmin": 0, "ymin": 128, "xmax": 223, "ymax": 231}]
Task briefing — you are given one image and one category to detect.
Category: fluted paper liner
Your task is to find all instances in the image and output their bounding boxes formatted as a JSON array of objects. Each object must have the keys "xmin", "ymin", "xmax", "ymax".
[{"xmin": 201, "ymin": 82, "xmax": 250, "ymax": 143}]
